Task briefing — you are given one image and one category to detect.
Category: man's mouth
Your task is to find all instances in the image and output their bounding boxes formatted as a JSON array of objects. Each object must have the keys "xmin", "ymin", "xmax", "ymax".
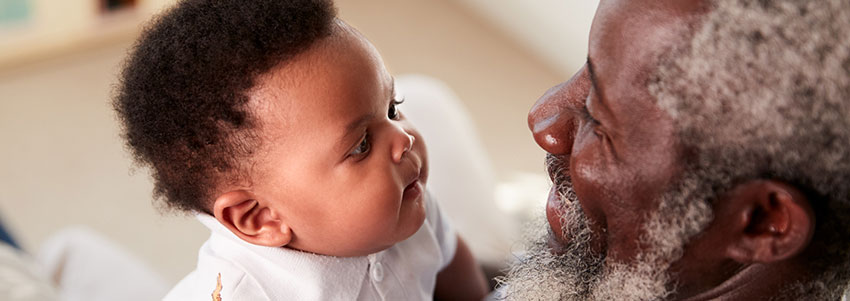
[
  {"xmin": 545, "ymin": 154, "xmax": 571, "ymax": 197},
  {"xmin": 544, "ymin": 153, "xmax": 586, "ymax": 253},
  {"xmin": 546, "ymin": 186, "xmax": 571, "ymax": 253}
]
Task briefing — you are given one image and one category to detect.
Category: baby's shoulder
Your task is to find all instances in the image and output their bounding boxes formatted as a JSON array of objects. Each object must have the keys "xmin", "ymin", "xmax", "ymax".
[{"xmin": 164, "ymin": 248, "xmax": 269, "ymax": 300}]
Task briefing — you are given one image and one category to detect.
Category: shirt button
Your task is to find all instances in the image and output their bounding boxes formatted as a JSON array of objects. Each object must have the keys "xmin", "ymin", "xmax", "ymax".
[{"xmin": 371, "ymin": 261, "xmax": 384, "ymax": 282}]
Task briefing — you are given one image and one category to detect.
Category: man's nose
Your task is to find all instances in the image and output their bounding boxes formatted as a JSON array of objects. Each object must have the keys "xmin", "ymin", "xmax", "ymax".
[{"xmin": 527, "ymin": 65, "xmax": 591, "ymax": 155}]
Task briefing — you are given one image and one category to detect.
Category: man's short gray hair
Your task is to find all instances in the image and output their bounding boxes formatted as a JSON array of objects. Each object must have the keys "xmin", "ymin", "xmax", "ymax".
[{"xmin": 651, "ymin": 0, "xmax": 850, "ymax": 297}]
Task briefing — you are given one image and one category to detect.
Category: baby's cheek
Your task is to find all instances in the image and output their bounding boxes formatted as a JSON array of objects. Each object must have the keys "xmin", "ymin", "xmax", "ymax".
[{"xmin": 363, "ymin": 199, "xmax": 402, "ymax": 233}]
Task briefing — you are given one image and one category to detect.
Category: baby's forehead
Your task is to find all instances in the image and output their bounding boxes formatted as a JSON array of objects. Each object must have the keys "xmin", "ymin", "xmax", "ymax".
[
  {"xmin": 243, "ymin": 25, "xmax": 391, "ymax": 144},
  {"xmin": 247, "ymin": 78, "xmax": 379, "ymax": 142}
]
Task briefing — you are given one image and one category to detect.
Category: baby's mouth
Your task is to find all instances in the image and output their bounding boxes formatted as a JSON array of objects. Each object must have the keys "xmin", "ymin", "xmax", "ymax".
[
  {"xmin": 402, "ymin": 177, "xmax": 422, "ymax": 202},
  {"xmin": 400, "ymin": 152, "xmax": 425, "ymax": 202}
]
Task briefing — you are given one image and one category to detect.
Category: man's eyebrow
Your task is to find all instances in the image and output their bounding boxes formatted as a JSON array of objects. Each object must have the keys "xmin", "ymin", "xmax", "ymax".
[
  {"xmin": 585, "ymin": 57, "xmax": 617, "ymax": 125},
  {"xmin": 586, "ymin": 57, "xmax": 600, "ymax": 93}
]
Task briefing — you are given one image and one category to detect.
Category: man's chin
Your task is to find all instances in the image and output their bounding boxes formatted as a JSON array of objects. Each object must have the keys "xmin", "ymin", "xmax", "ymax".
[
  {"xmin": 500, "ymin": 217, "xmax": 677, "ymax": 301},
  {"xmin": 499, "ymin": 216, "xmax": 602, "ymax": 301},
  {"xmin": 545, "ymin": 226, "xmax": 570, "ymax": 255},
  {"xmin": 499, "ymin": 190, "xmax": 686, "ymax": 301},
  {"xmin": 499, "ymin": 188, "xmax": 605, "ymax": 300}
]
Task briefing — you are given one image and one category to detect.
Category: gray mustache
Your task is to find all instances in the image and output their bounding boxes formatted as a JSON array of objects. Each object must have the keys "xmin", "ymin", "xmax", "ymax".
[{"xmin": 545, "ymin": 153, "xmax": 578, "ymax": 204}]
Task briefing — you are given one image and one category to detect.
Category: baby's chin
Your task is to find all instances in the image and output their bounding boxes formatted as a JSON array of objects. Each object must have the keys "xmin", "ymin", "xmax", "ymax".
[{"xmin": 394, "ymin": 189, "xmax": 427, "ymax": 241}]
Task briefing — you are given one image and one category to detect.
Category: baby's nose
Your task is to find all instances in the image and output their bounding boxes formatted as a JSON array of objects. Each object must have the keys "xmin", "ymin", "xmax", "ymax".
[{"xmin": 392, "ymin": 131, "xmax": 415, "ymax": 163}]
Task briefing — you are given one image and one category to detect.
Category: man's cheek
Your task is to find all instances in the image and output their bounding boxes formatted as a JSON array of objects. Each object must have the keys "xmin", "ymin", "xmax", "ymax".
[
  {"xmin": 571, "ymin": 147, "xmax": 608, "ymax": 190},
  {"xmin": 570, "ymin": 156, "xmax": 610, "ymax": 229}
]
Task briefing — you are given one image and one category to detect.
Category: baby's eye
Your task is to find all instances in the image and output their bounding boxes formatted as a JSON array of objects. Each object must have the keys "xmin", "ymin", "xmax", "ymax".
[
  {"xmin": 350, "ymin": 134, "xmax": 371, "ymax": 156},
  {"xmin": 388, "ymin": 98, "xmax": 404, "ymax": 120}
]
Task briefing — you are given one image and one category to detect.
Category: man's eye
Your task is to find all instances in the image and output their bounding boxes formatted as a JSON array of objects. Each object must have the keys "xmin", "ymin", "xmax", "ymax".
[
  {"xmin": 350, "ymin": 134, "xmax": 371, "ymax": 156},
  {"xmin": 388, "ymin": 98, "xmax": 404, "ymax": 120},
  {"xmin": 579, "ymin": 105, "xmax": 600, "ymax": 126},
  {"xmin": 568, "ymin": 103, "xmax": 599, "ymax": 127}
]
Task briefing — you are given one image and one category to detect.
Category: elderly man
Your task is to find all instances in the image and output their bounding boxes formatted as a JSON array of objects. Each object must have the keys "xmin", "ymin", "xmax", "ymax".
[{"xmin": 501, "ymin": 0, "xmax": 850, "ymax": 300}]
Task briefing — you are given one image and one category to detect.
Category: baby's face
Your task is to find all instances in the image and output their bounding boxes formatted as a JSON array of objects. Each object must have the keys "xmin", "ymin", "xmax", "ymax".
[{"xmin": 247, "ymin": 23, "xmax": 428, "ymax": 257}]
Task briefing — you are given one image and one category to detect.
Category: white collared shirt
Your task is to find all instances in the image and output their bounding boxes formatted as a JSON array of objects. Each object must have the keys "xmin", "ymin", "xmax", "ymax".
[{"xmin": 164, "ymin": 192, "xmax": 457, "ymax": 300}]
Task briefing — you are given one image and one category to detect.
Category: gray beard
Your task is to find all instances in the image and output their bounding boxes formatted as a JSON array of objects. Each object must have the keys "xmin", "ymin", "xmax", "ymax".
[{"xmin": 498, "ymin": 154, "xmax": 714, "ymax": 301}]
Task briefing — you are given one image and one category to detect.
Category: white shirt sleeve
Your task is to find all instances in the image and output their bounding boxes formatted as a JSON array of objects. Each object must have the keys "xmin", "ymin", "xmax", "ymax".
[{"xmin": 424, "ymin": 191, "xmax": 458, "ymax": 270}]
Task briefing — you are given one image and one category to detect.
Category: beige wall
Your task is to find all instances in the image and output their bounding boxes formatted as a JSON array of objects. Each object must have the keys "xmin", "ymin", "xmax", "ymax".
[
  {"xmin": 0, "ymin": 42, "xmax": 208, "ymax": 283},
  {"xmin": 0, "ymin": 0, "xmax": 566, "ymax": 283}
]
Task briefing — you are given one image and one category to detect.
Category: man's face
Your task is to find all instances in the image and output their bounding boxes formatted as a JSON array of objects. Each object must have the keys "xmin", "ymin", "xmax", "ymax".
[{"xmin": 505, "ymin": 0, "xmax": 711, "ymax": 299}]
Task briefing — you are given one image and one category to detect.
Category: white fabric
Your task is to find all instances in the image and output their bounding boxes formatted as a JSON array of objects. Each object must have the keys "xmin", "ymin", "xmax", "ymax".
[
  {"xmin": 36, "ymin": 227, "xmax": 169, "ymax": 301},
  {"xmin": 164, "ymin": 192, "xmax": 456, "ymax": 301},
  {"xmin": 0, "ymin": 243, "xmax": 58, "ymax": 301}
]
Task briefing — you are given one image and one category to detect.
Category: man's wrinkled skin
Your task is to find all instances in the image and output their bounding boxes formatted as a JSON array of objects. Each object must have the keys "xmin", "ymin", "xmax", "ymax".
[{"xmin": 503, "ymin": 0, "xmax": 834, "ymax": 300}]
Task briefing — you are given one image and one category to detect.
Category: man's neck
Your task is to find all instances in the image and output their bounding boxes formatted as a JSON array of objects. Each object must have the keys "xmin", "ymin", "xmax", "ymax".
[{"xmin": 680, "ymin": 261, "xmax": 832, "ymax": 300}]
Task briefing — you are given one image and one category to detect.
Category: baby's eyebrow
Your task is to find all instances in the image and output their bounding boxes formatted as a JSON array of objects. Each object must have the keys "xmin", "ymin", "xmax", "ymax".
[
  {"xmin": 345, "ymin": 113, "xmax": 375, "ymax": 134},
  {"xmin": 338, "ymin": 112, "xmax": 375, "ymax": 150},
  {"xmin": 390, "ymin": 77, "xmax": 396, "ymax": 100},
  {"xmin": 338, "ymin": 76, "xmax": 395, "ymax": 151}
]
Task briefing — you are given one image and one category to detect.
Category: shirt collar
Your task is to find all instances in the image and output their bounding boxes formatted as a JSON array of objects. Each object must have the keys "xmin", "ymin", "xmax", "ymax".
[{"xmin": 195, "ymin": 213, "xmax": 373, "ymax": 300}]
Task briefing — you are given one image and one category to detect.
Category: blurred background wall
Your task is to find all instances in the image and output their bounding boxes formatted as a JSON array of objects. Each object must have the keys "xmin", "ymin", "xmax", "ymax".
[{"xmin": 0, "ymin": 0, "xmax": 596, "ymax": 284}]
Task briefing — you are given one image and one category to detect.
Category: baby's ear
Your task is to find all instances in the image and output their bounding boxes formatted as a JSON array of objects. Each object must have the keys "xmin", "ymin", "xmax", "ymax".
[{"xmin": 213, "ymin": 190, "xmax": 292, "ymax": 247}]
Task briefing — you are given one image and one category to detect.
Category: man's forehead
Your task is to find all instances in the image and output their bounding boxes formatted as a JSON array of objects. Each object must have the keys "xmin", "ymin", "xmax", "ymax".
[{"xmin": 588, "ymin": 0, "xmax": 706, "ymax": 89}]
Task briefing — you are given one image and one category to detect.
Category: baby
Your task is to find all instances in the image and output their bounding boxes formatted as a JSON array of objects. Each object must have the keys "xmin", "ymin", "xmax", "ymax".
[{"xmin": 113, "ymin": 0, "xmax": 488, "ymax": 299}]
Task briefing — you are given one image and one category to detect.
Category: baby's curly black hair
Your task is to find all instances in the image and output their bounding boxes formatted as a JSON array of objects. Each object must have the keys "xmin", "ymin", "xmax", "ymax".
[{"xmin": 114, "ymin": 0, "xmax": 336, "ymax": 213}]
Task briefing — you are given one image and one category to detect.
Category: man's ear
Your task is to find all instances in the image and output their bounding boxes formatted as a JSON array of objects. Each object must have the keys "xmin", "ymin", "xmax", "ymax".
[
  {"xmin": 213, "ymin": 190, "xmax": 292, "ymax": 247},
  {"xmin": 721, "ymin": 180, "xmax": 815, "ymax": 263}
]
